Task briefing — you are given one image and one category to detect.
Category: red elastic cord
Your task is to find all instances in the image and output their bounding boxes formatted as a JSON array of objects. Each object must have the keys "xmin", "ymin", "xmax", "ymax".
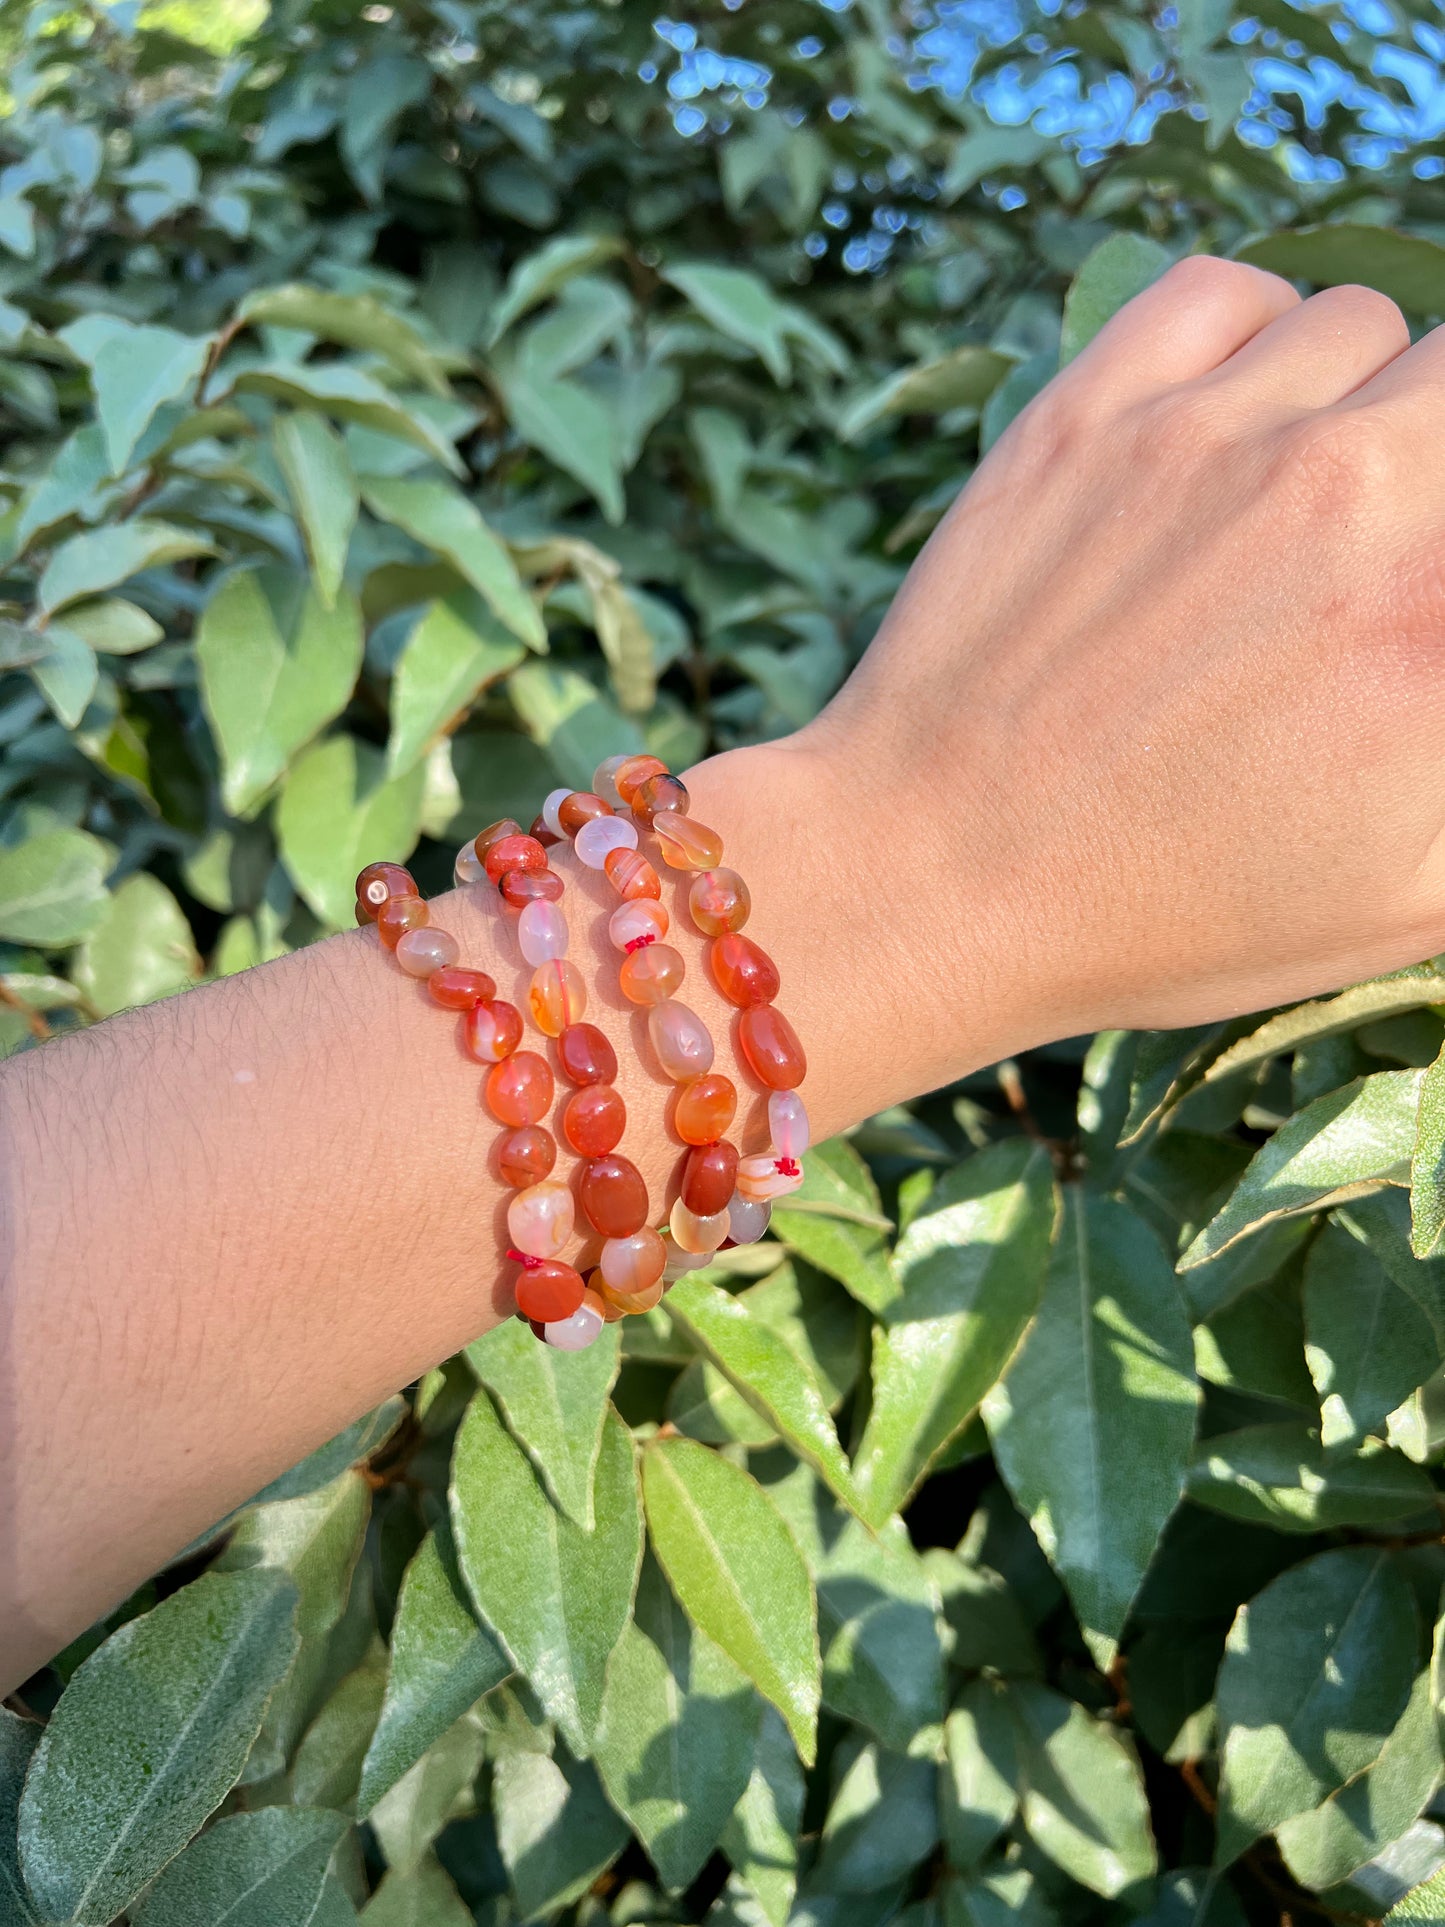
[
  {"xmin": 775, "ymin": 1156, "xmax": 802, "ymax": 1178},
  {"xmin": 507, "ymin": 1248, "xmax": 545, "ymax": 1269},
  {"xmin": 624, "ymin": 932, "xmax": 658, "ymax": 953}
]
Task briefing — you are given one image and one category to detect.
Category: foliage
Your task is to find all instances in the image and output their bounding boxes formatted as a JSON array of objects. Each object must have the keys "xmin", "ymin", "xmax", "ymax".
[{"xmin": 6, "ymin": 1, "xmax": 1445, "ymax": 1924}]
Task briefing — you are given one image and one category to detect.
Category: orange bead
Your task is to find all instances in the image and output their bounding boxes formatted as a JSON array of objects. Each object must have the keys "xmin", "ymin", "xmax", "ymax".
[
  {"xmin": 578, "ymin": 1154, "xmax": 650, "ymax": 1238},
  {"xmin": 654, "ymin": 812, "xmax": 723, "ymax": 871},
  {"xmin": 690, "ymin": 867, "xmax": 751, "ymax": 936},
  {"xmin": 615, "ymin": 754, "xmax": 668, "ymax": 805},
  {"xmin": 711, "ymin": 933, "xmax": 780, "ymax": 1007},
  {"xmin": 591, "ymin": 1271, "xmax": 629, "ymax": 1322},
  {"xmin": 604, "ymin": 847, "xmax": 662, "ymax": 901},
  {"xmin": 631, "ymin": 773, "xmax": 689, "ymax": 825},
  {"xmin": 599, "ymin": 1226, "xmax": 668, "ymax": 1295},
  {"xmin": 596, "ymin": 1274, "xmax": 665, "ymax": 1318},
  {"xmin": 673, "ymin": 1073, "xmax": 738, "ymax": 1146},
  {"xmin": 485, "ymin": 1050, "xmax": 554, "ymax": 1126},
  {"xmin": 515, "ymin": 1260, "xmax": 585, "ymax": 1323},
  {"xmin": 528, "ymin": 959, "xmax": 587, "ymax": 1037},
  {"xmin": 484, "ymin": 833, "xmax": 548, "ymax": 885},
  {"xmin": 464, "ymin": 999, "xmax": 523, "ymax": 1063},
  {"xmin": 558, "ymin": 1023, "xmax": 617, "ymax": 1087},
  {"xmin": 563, "ymin": 1084, "xmax": 626, "ymax": 1157},
  {"xmin": 499, "ymin": 1126, "xmax": 557, "ymax": 1187},
  {"xmin": 500, "ymin": 868, "xmax": 564, "ymax": 907},
  {"xmin": 739, "ymin": 1006, "xmax": 806, "ymax": 1091},
  {"xmin": 619, "ymin": 942, "xmax": 685, "ymax": 1006},
  {"xmin": 558, "ymin": 791, "xmax": 614, "ymax": 834},
  {"xmin": 474, "ymin": 818, "xmax": 522, "ymax": 857},
  {"xmin": 376, "ymin": 895, "xmax": 428, "ymax": 950},
  {"xmin": 682, "ymin": 1140, "xmax": 739, "ymax": 1217},
  {"xmin": 530, "ymin": 814, "xmax": 564, "ymax": 848},
  {"xmin": 355, "ymin": 861, "xmax": 417, "ymax": 920},
  {"xmin": 429, "ymin": 965, "xmax": 496, "ymax": 1010}
]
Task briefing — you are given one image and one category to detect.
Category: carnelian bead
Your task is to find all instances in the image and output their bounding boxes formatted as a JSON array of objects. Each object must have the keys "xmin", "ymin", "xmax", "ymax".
[
  {"xmin": 619, "ymin": 942, "xmax": 685, "ymax": 1006},
  {"xmin": 631, "ymin": 773, "xmax": 689, "ymax": 825},
  {"xmin": 485, "ymin": 1050, "xmax": 554, "ymax": 1126},
  {"xmin": 654, "ymin": 812, "xmax": 723, "ymax": 872},
  {"xmin": 604, "ymin": 847, "xmax": 662, "ymax": 901},
  {"xmin": 673, "ymin": 1073, "xmax": 738, "ymax": 1146},
  {"xmin": 546, "ymin": 1285, "xmax": 607, "ymax": 1350},
  {"xmin": 515, "ymin": 1260, "xmax": 585, "ymax": 1324},
  {"xmin": 739, "ymin": 1005, "xmax": 807, "ymax": 1091},
  {"xmin": 528, "ymin": 958, "xmax": 587, "ymax": 1037},
  {"xmin": 530, "ymin": 814, "xmax": 564, "ymax": 848},
  {"xmin": 563, "ymin": 1084, "xmax": 626, "ymax": 1157},
  {"xmin": 499, "ymin": 1125, "xmax": 556, "ymax": 1187},
  {"xmin": 474, "ymin": 818, "xmax": 522, "ymax": 857},
  {"xmin": 578, "ymin": 1154, "xmax": 649, "ymax": 1238},
  {"xmin": 591, "ymin": 1272, "xmax": 629, "ymax": 1322},
  {"xmin": 484, "ymin": 833, "xmax": 548, "ymax": 885},
  {"xmin": 690, "ymin": 868, "xmax": 751, "ymax": 937},
  {"xmin": 558, "ymin": 791, "xmax": 613, "ymax": 834},
  {"xmin": 558, "ymin": 1023, "xmax": 617, "ymax": 1088},
  {"xmin": 615, "ymin": 754, "xmax": 668, "ymax": 805},
  {"xmin": 597, "ymin": 1274, "xmax": 665, "ymax": 1318},
  {"xmin": 355, "ymin": 861, "xmax": 417, "ymax": 919},
  {"xmin": 396, "ymin": 927, "xmax": 459, "ymax": 978},
  {"xmin": 609, "ymin": 899, "xmax": 668, "ymax": 951},
  {"xmin": 711, "ymin": 933, "xmax": 780, "ymax": 1007},
  {"xmin": 465, "ymin": 999, "xmax": 523, "ymax": 1063},
  {"xmin": 682, "ymin": 1140, "xmax": 739, "ymax": 1217},
  {"xmin": 429, "ymin": 965, "xmax": 496, "ymax": 1010},
  {"xmin": 500, "ymin": 868, "xmax": 564, "ymax": 907},
  {"xmin": 376, "ymin": 895, "xmax": 428, "ymax": 950},
  {"xmin": 599, "ymin": 1226, "xmax": 668, "ymax": 1295}
]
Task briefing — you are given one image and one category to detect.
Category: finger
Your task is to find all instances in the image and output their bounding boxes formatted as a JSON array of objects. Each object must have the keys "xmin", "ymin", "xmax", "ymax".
[
  {"xmin": 1204, "ymin": 283, "xmax": 1410, "ymax": 408},
  {"xmin": 1064, "ymin": 254, "xmax": 1300, "ymax": 398},
  {"xmin": 1338, "ymin": 312, "xmax": 1445, "ymax": 417}
]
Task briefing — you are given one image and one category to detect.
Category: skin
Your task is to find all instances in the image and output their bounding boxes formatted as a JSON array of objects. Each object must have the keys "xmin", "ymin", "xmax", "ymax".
[{"xmin": 2, "ymin": 255, "xmax": 1441, "ymax": 1690}]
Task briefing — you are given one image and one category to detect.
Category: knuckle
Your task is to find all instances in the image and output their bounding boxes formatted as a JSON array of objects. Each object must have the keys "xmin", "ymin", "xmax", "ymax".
[
  {"xmin": 1271, "ymin": 410, "xmax": 1397, "ymax": 516},
  {"xmin": 1158, "ymin": 252, "xmax": 1296, "ymax": 314},
  {"xmin": 1138, "ymin": 385, "xmax": 1233, "ymax": 461},
  {"xmin": 1307, "ymin": 281, "xmax": 1408, "ymax": 343}
]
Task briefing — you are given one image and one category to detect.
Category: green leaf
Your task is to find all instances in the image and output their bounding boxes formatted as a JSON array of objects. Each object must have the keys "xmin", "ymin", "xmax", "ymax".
[
  {"xmin": 1186, "ymin": 1423, "xmax": 1435, "ymax": 1530},
  {"xmin": 239, "ymin": 285, "xmax": 454, "ymax": 396},
  {"xmin": 1413, "ymin": 1041, "xmax": 1445, "ymax": 1259},
  {"xmin": 664, "ymin": 263, "xmax": 840, "ymax": 383},
  {"xmin": 1215, "ymin": 1547, "xmax": 1419, "ymax": 1865},
  {"xmin": 493, "ymin": 358, "xmax": 625, "ymax": 524},
  {"xmin": 507, "ymin": 658, "xmax": 641, "ymax": 789},
  {"xmin": 487, "ymin": 234, "xmax": 623, "ymax": 345},
  {"xmin": 277, "ymin": 734, "xmax": 425, "ymax": 929},
  {"xmin": 815, "ymin": 1743, "xmax": 940, "ymax": 1894},
  {"xmin": 665, "ymin": 1275, "xmax": 859, "ymax": 1514},
  {"xmin": 38, "ymin": 519, "xmax": 214, "ymax": 615},
  {"xmin": 465, "ymin": 1313, "xmax": 621, "ymax": 1528},
  {"xmin": 368, "ymin": 1714, "xmax": 486, "ymax": 1876},
  {"xmin": 0, "ymin": 827, "xmax": 110, "ymax": 946},
  {"xmin": 73, "ymin": 872, "xmax": 198, "ymax": 1016},
  {"xmin": 18, "ymin": 1569, "xmax": 300, "ymax": 1926},
  {"xmin": 361, "ymin": 1857, "xmax": 473, "ymax": 1927},
  {"xmin": 450, "ymin": 1394, "xmax": 641, "ymax": 1757},
  {"xmin": 131, "ymin": 1806, "xmax": 347, "ymax": 1927},
  {"xmin": 771, "ymin": 1138, "xmax": 898, "ymax": 1315},
  {"xmin": 945, "ymin": 1866, "xmax": 1058, "ymax": 1927},
  {"xmin": 0, "ymin": 1710, "xmax": 40, "ymax": 1927},
  {"xmin": 642, "ymin": 1436, "xmax": 820, "ymax": 1764},
  {"xmin": 983, "ymin": 1190, "xmax": 1199, "ymax": 1666},
  {"xmin": 594, "ymin": 1557, "xmax": 761, "ymax": 1891},
  {"xmin": 1180, "ymin": 1072, "xmax": 1424, "ymax": 1269},
  {"xmin": 839, "ymin": 346, "xmax": 1013, "ymax": 442},
  {"xmin": 214, "ymin": 1470, "xmax": 371, "ymax": 1642},
  {"xmin": 61, "ymin": 317, "xmax": 211, "ymax": 474},
  {"xmin": 387, "ymin": 597, "xmax": 525, "ymax": 776},
  {"xmin": 941, "ymin": 1681, "xmax": 1018, "ymax": 1872},
  {"xmin": 363, "ymin": 478, "xmax": 544, "ymax": 650},
  {"xmin": 924, "ymin": 1551, "xmax": 1043, "ymax": 1679},
  {"xmin": 1235, "ymin": 226, "xmax": 1445, "ymax": 315},
  {"xmin": 291, "ymin": 1640, "xmax": 388, "ymax": 1809},
  {"xmin": 197, "ymin": 566, "xmax": 364, "ymax": 817},
  {"xmin": 31, "ymin": 624, "xmax": 98, "ymax": 727},
  {"xmin": 1304, "ymin": 1218, "xmax": 1442, "ymax": 1448},
  {"xmin": 721, "ymin": 1706, "xmax": 806, "ymax": 1927},
  {"xmin": 492, "ymin": 1747, "xmax": 629, "ymax": 1917},
  {"xmin": 1008, "ymin": 1680, "xmax": 1157, "ymax": 1898},
  {"xmin": 853, "ymin": 1141, "xmax": 1056, "ymax": 1526},
  {"xmin": 230, "ymin": 364, "xmax": 463, "ymax": 475},
  {"xmin": 1205, "ymin": 968, "xmax": 1445, "ymax": 1088},
  {"xmin": 1060, "ymin": 232, "xmax": 1173, "ymax": 363},
  {"xmin": 274, "ymin": 411, "xmax": 359, "ymax": 610},
  {"xmin": 61, "ymin": 597, "xmax": 164, "ymax": 656}
]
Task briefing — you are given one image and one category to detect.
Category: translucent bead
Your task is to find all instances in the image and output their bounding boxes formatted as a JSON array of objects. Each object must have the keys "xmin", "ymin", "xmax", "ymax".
[
  {"xmin": 768, "ymin": 1091, "xmax": 811, "ymax": 1161},
  {"xmin": 739, "ymin": 1005, "xmax": 806, "ymax": 1091},
  {"xmin": 562, "ymin": 1084, "xmax": 626, "ymax": 1157},
  {"xmin": 663, "ymin": 1240, "xmax": 717, "ymax": 1283},
  {"xmin": 518, "ymin": 899, "xmax": 569, "ymax": 966},
  {"xmin": 591, "ymin": 1272, "xmax": 629, "ymax": 1323},
  {"xmin": 558, "ymin": 1023, "xmax": 617, "ymax": 1088},
  {"xmin": 541, "ymin": 787, "xmax": 573, "ymax": 837},
  {"xmin": 615, "ymin": 754, "xmax": 668, "ymax": 805},
  {"xmin": 620, "ymin": 943, "xmax": 685, "ymax": 1006},
  {"xmin": 604, "ymin": 847, "xmax": 662, "ymax": 900},
  {"xmin": 632, "ymin": 773, "xmax": 689, "ymax": 825},
  {"xmin": 670, "ymin": 1196, "xmax": 730, "ymax": 1254},
  {"xmin": 356, "ymin": 861, "xmax": 417, "ymax": 918},
  {"xmin": 681, "ymin": 1140, "xmax": 739, "ymax": 1216},
  {"xmin": 528, "ymin": 959, "xmax": 587, "ymax": 1037},
  {"xmin": 377, "ymin": 896, "xmax": 428, "ymax": 950},
  {"xmin": 499, "ymin": 1125, "xmax": 556, "ymax": 1187},
  {"xmin": 690, "ymin": 867, "xmax": 751, "ymax": 936},
  {"xmin": 508, "ymin": 1178, "xmax": 574, "ymax": 1260},
  {"xmin": 429, "ymin": 966, "xmax": 496, "ymax": 1011},
  {"xmin": 575, "ymin": 815, "xmax": 639, "ymax": 870},
  {"xmin": 736, "ymin": 1153, "xmax": 805, "ymax": 1202},
  {"xmin": 559, "ymin": 791, "xmax": 614, "ymax": 835},
  {"xmin": 484, "ymin": 833, "xmax": 548, "ymax": 885},
  {"xmin": 609, "ymin": 899, "xmax": 668, "ymax": 951},
  {"xmin": 654, "ymin": 813, "xmax": 723, "ymax": 872},
  {"xmin": 673, "ymin": 1073, "xmax": 738, "ymax": 1146},
  {"xmin": 596, "ymin": 1274, "xmax": 665, "ymax": 1317},
  {"xmin": 578, "ymin": 1154, "xmax": 649, "ymax": 1237},
  {"xmin": 501, "ymin": 868, "xmax": 563, "ymax": 907},
  {"xmin": 454, "ymin": 841, "xmax": 487, "ymax": 886},
  {"xmin": 544, "ymin": 1289, "xmax": 606, "ymax": 1351},
  {"xmin": 485, "ymin": 1051, "xmax": 554, "ymax": 1126},
  {"xmin": 599, "ymin": 1227, "xmax": 668, "ymax": 1296},
  {"xmin": 647, "ymin": 1000, "xmax": 715, "ymax": 1081},
  {"xmin": 464, "ymin": 999, "xmax": 523, "ymax": 1063},
  {"xmin": 395, "ymin": 926, "xmax": 460, "ymax": 978},
  {"xmin": 728, "ymin": 1194, "xmax": 773, "ymax": 1246},
  {"xmin": 474, "ymin": 818, "xmax": 522, "ymax": 857},
  {"xmin": 531, "ymin": 815, "xmax": 563, "ymax": 849},
  {"xmin": 515, "ymin": 1259, "xmax": 585, "ymax": 1323},
  {"xmin": 711, "ymin": 933, "xmax": 779, "ymax": 1007},
  {"xmin": 593, "ymin": 753, "xmax": 634, "ymax": 808}
]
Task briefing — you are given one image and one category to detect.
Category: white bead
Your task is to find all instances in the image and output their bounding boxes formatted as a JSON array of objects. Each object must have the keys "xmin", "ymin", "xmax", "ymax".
[
  {"xmin": 670, "ymin": 1196, "xmax": 730, "ymax": 1253},
  {"xmin": 395, "ymin": 927, "xmax": 460, "ymax": 978},
  {"xmin": 593, "ymin": 753, "xmax": 632, "ymax": 808},
  {"xmin": 454, "ymin": 840, "xmax": 486, "ymax": 886},
  {"xmin": 736, "ymin": 1153, "xmax": 805, "ymax": 1202},
  {"xmin": 662, "ymin": 1240, "xmax": 716, "ymax": 1283},
  {"xmin": 768, "ymin": 1091, "xmax": 810, "ymax": 1161},
  {"xmin": 507, "ymin": 1179, "xmax": 575, "ymax": 1260},
  {"xmin": 518, "ymin": 898, "xmax": 569, "ymax": 965},
  {"xmin": 542, "ymin": 787, "xmax": 572, "ymax": 838},
  {"xmin": 575, "ymin": 814, "xmax": 638, "ymax": 870},
  {"xmin": 544, "ymin": 1303, "xmax": 604, "ymax": 1350},
  {"xmin": 728, "ymin": 1195, "xmax": 772, "ymax": 1246}
]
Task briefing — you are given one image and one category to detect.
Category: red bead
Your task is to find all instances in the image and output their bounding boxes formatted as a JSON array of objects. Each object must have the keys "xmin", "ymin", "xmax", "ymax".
[
  {"xmin": 631, "ymin": 773, "xmax": 689, "ymax": 825},
  {"xmin": 464, "ymin": 999, "xmax": 524, "ymax": 1063},
  {"xmin": 711, "ymin": 934, "xmax": 780, "ymax": 1007},
  {"xmin": 673, "ymin": 1073, "xmax": 738, "ymax": 1146},
  {"xmin": 484, "ymin": 834, "xmax": 548, "ymax": 886},
  {"xmin": 579, "ymin": 1154, "xmax": 650, "ymax": 1238},
  {"xmin": 739, "ymin": 1006, "xmax": 806, "ymax": 1091},
  {"xmin": 474, "ymin": 818, "xmax": 522, "ymax": 858},
  {"xmin": 563, "ymin": 1085, "xmax": 627, "ymax": 1157},
  {"xmin": 355, "ymin": 862, "xmax": 417, "ymax": 920},
  {"xmin": 376, "ymin": 895, "xmax": 428, "ymax": 950},
  {"xmin": 558, "ymin": 791, "xmax": 614, "ymax": 834},
  {"xmin": 530, "ymin": 815, "xmax": 564, "ymax": 848},
  {"xmin": 682, "ymin": 1140, "xmax": 739, "ymax": 1216},
  {"xmin": 515, "ymin": 1260, "xmax": 585, "ymax": 1323},
  {"xmin": 429, "ymin": 966, "xmax": 496, "ymax": 1011},
  {"xmin": 604, "ymin": 847, "xmax": 662, "ymax": 900},
  {"xmin": 499, "ymin": 1126, "xmax": 557, "ymax": 1186},
  {"xmin": 486, "ymin": 1051, "xmax": 555, "ymax": 1127},
  {"xmin": 615, "ymin": 755, "xmax": 668, "ymax": 805},
  {"xmin": 500, "ymin": 868, "xmax": 564, "ymax": 907},
  {"xmin": 558, "ymin": 1023, "xmax": 618, "ymax": 1087}
]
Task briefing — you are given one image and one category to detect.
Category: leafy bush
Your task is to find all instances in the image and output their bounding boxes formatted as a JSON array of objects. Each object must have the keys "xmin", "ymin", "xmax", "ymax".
[{"xmin": 8, "ymin": 1, "xmax": 1445, "ymax": 1922}]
